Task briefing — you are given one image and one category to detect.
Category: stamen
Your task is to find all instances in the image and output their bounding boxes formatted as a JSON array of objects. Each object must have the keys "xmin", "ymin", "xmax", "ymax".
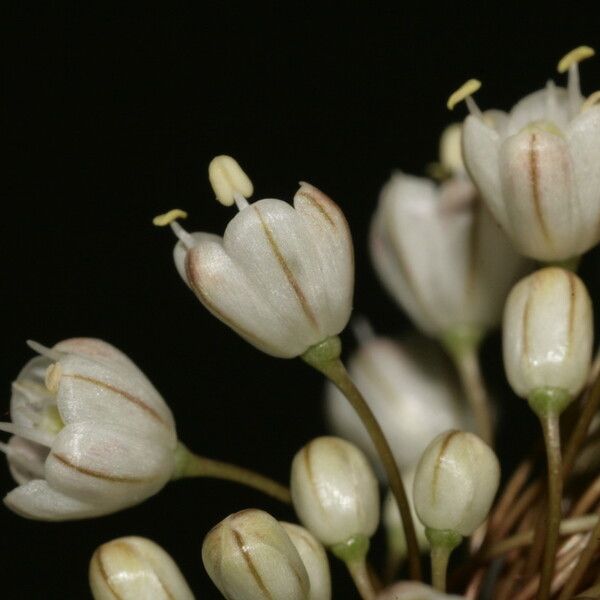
[
  {"xmin": 12, "ymin": 381, "xmax": 54, "ymax": 402},
  {"xmin": 208, "ymin": 155, "xmax": 254, "ymax": 207},
  {"xmin": 447, "ymin": 79, "xmax": 483, "ymax": 117},
  {"xmin": 582, "ymin": 91, "xmax": 600, "ymax": 112},
  {"xmin": 557, "ymin": 46, "xmax": 595, "ymax": 74},
  {"xmin": 0, "ymin": 422, "xmax": 55, "ymax": 448},
  {"xmin": 170, "ymin": 220, "xmax": 196, "ymax": 250},
  {"xmin": 352, "ymin": 316, "xmax": 376, "ymax": 345},
  {"xmin": 26, "ymin": 340, "xmax": 63, "ymax": 361},
  {"xmin": 233, "ymin": 192, "xmax": 250, "ymax": 211},
  {"xmin": 45, "ymin": 364, "xmax": 62, "ymax": 393},
  {"xmin": 153, "ymin": 208, "xmax": 188, "ymax": 226}
]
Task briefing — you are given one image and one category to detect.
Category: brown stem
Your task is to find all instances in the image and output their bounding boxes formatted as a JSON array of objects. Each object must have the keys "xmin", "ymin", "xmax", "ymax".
[{"xmin": 346, "ymin": 558, "xmax": 377, "ymax": 600}]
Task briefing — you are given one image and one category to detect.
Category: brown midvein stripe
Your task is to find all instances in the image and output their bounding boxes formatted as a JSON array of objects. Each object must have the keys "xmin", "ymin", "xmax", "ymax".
[
  {"xmin": 529, "ymin": 132, "xmax": 551, "ymax": 242},
  {"xmin": 566, "ymin": 271, "xmax": 577, "ymax": 358},
  {"xmin": 63, "ymin": 374, "xmax": 166, "ymax": 426},
  {"xmin": 254, "ymin": 206, "xmax": 319, "ymax": 330},
  {"xmin": 185, "ymin": 253, "xmax": 271, "ymax": 349},
  {"xmin": 432, "ymin": 430, "xmax": 460, "ymax": 504},
  {"xmin": 52, "ymin": 452, "xmax": 151, "ymax": 483},
  {"xmin": 296, "ymin": 190, "xmax": 335, "ymax": 226},
  {"xmin": 232, "ymin": 529, "xmax": 273, "ymax": 600},
  {"xmin": 96, "ymin": 548, "xmax": 123, "ymax": 600}
]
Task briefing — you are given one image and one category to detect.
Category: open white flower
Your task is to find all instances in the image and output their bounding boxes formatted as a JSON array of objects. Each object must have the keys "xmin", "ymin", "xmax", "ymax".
[
  {"xmin": 0, "ymin": 338, "xmax": 177, "ymax": 520},
  {"xmin": 460, "ymin": 47, "xmax": 600, "ymax": 261},
  {"xmin": 157, "ymin": 156, "xmax": 354, "ymax": 359},
  {"xmin": 370, "ymin": 170, "xmax": 528, "ymax": 338}
]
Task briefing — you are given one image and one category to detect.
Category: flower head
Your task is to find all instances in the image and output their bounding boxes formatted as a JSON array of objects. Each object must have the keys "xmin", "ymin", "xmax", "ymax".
[
  {"xmin": 459, "ymin": 47, "xmax": 600, "ymax": 261},
  {"xmin": 1, "ymin": 338, "xmax": 177, "ymax": 520},
  {"xmin": 156, "ymin": 156, "xmax": 354, "ymax": 358}
]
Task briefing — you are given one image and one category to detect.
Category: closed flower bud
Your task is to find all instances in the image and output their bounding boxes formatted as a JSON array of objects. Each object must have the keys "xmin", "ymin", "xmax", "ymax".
[
  {"xmin": 89, "ymin": 536, "xmax": 194, "ymax": 600},
  {"xmin": 461, "ymin": 47, "xmax": 600, "ymax": 261},
  {"xmin": 0, "ymin": 338, "xmax": 177, "ymax": 520},
  {"xmin": 413, "ymin": 430, "xmax": 500, "ymax": 537},
  {"xmin": 281, "ymin": 522, "xmax": 331, "ymax": 600},
  {"xmin": 161, "ymin": 159, "xmax": 354, "ymax": 359},
  {"xmin": 290, "ymin": 436, "xmax": 379, "ymax": 548},
  {"xmin": 370, "ymin": 170, "xmax": 529, "ymax": 339},
  {"xmin": 202, "ymin": 509, "xmax": 310, "ymax": 600},
  {"xmin": 376, "ymin": 581, "xmax": 464, "ymax": 600},
  {"xmin": 503, "ymin": 267, "xmax": 593, "ymax": 401},
  {"xmin": 326, "ymin": 335, "xmax": 465, "ymax": 472}
]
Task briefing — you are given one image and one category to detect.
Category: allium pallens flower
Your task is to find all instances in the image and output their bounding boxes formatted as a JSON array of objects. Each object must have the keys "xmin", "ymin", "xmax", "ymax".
[
  {"xmin": 460, "ymin": 47, "xmax": 600, "ymax": 261},
  {"xmin": 158, "ymin": 156, "xmax": 354, "ymax": 359},
  {"xmin": 89, "ymin": 536, "xmax": 194, "ymax": 600},
  {"xmin": 0, "ymin": 338, "xmax": 177, "ymax": 520},
  {"xmin": 370, "ymin": 167, "xmax": 528, "ymax": 339},
  {"xmin": 326, "ymin": 332, "xmax": 465, "ymax": 471}
]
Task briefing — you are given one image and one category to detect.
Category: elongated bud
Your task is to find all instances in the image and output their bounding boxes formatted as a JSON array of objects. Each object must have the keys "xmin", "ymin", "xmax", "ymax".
[
  {"xmin": 89, "ymin": 536, "xmax": 194, "ymax": 600},
  {"xmin": 376, "ymin": 581, "xmax": 464, "ymax": 599},
  {"xmin": 290, "ymin": 436, "xmax": 379, "ymax": 552},
  {"xmin": 413, "ymin": 430, "xmax": 500, "ymax": 537},
  {"xmin": 202, "ymin": 509, "xmax": 310, "ymax": 600},
  {"xmin": 503, "ymin": 267, "xmax": 593, "ymax": 408},
  {"xmin": 281, "ymin": 522, "xmax": 331, "ymax": 600}
]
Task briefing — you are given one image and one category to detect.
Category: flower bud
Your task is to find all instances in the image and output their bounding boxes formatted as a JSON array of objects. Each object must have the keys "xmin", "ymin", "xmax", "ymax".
[
  {"xmin": 290, "ymin": 436, "xmax": 379, "ymax": 549},
  {"xmin": 168, "ymin": 172, "xmax": 354, "ymax": 358},
  {"xmin": 281, "ymin": 522, "xmax": 331, "ymax": 600},
  {"xmin": 376, "ymin": 581, "xmax": 464, "ymax": 600},
  {"xmin": 503, "ymin": 267, "xmax": 593, "ymax": 401},
  {"xmin": 413, "ymin": 430, "xmax": 500, "ymax": 537},
  {"xmin": 89, "ymin": 536, "xmax": 194, "ymax": 600},
  {"xmin": 326, "ymin": 335, "xmax": 465, "ymax": 472},
  {"xmin": 370, "ymin": 170, "xmax": 529, "ymax": 338},
  {"xmin": 202, "ymin": 509, "xmax": 310, "ymax": 600},
  {"xmin": 1, "ymin": 338, "xmax": 178, "ymax": 520}
]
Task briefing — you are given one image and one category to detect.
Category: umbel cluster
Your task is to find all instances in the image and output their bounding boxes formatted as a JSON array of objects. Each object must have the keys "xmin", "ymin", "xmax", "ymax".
[{"xmin": 2, "ymin": 46, "xmax": 600, "ymax": 599}]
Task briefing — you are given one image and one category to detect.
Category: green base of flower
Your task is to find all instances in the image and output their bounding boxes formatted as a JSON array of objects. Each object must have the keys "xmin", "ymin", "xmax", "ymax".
[
  {"xmin": 425, "ymin": 527, "xmax": 463, "ymax": 551},
  {"xmin": 528, "ymin": 387, "xmax": 572, "ymax": 418},
  {"xmin": 331, "ymin": 535, "xmax": 370, "ymax": 563},
  {"xmin": 441, "ymin": 325, "xmax": 484, "ymax": 360},
  {"xmin": 301, "ymin": 336, "xmax": 342, "ymax": 367}
]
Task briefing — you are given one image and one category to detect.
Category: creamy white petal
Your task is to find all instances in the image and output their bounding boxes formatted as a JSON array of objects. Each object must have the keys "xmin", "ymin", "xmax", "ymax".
[
  {"xmin": 56, "ymin": 353, "xmax": 176, "ymax": 445},
  {"xmin": 4, "ymin": 436, "xmax": 48, "ymax": 485},
  {"xmin": 4, "ymin": 479, "xmax": 103, "ymax": 521},
  {"xmin": 506, "ymin": 87, "xmax": 573, "ymax": 134},
  {"xmin": 45, "ymin": 422, "xmax": 175, "ymax": 507},
  {"xmin": 462, "ymin": 115, "xmax": 507, "ymax": 229},
  {"xmin": 499, "ymin": 128, "xmax": 576, "ymax": 260},
  {"xmin": 294, "ymin": 182, "xmax": 354, "ymax": 337}
]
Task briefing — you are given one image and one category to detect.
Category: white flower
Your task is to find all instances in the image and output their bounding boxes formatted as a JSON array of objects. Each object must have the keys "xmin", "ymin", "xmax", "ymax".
[
  {"xmin": 370, "ymin": 170, "xmax": 529, "ymax": 337},
  {"xmin": 503, "ymin": 267, "xmax": 593, "ymax": 399},
  {"xmin": 158, "ymin": 157, "xmax": 354, "ymax": 359},
  {"xmin": 89, "ymin": 536, "xmax": 194, "ymax": 600},
  {"xmin": 202, "ymin": 509, "xmax": 310, "ymax": 600},
  {"xmin": 326, "ymin": 334, "xmax": 465, "ymax": 472},
  {"xmin": 290, "ymin": 436, "xmax": 379, "ymax": 548},
  {"xmin": 281, "ymin": 522, "xmax": 331, "ymax": 600},
  {"xmin": 0, "ymin": 338, "xmax": 177, "ymax": 521},
  {"xmin": 413, "ymin": 430, "xmax": 500, "ymax": 537},
  {"xmin": 461, "ymin": 47, "xmax": 600, "ymax": 261}
]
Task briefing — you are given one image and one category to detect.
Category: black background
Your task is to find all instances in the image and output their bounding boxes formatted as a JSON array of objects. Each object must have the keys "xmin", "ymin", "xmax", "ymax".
[{"xmin": 3, "ymin": 3, "xmax": 600, "ymax": 598}]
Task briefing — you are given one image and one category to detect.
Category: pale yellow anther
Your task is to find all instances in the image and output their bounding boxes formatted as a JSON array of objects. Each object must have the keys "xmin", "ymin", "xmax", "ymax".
[
  {"xmin": 582, "ymin": 91, "xmax": 600, "ymax": 112},
  {"xmin": 152, "ymin": 209, "xmax": 188, "ymax": 227},
  {"xmin": 208, "ymin": 155, "xmax": 254, "ymax": 207},
  {"xmin": 557, "ymin": 46, "xmax": 595, "ymax": 73},
  {"xmin": 45, "ymin": 363, "xmax": 62, "ymax": 393},
  {"xmin": 447, "ymin": 79, "xmax": 482, "ymax": 110},
  {"xmin": 439, "ymin": 123, "xmax": 464, "ymax": 174}
]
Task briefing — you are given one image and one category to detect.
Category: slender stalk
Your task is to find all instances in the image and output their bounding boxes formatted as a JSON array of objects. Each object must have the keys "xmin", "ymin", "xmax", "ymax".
[
  {"xmin": 303, "ymin": 337, "xmax": 422, "ymax": 580},
  {"xmin": 172, "ymin": 443, "xmax": 291, "ymax": 504},
  {"xmin": 346, "ymin": 558, "xmax": 377, "ymax": 600},
  {"xmin": 537, "ymin": 411, "xmax": 563, "ymax": 600},
  {"xmin": 443, "ymin": 332, "xmax": 493, "ymax": 447},
  {"xmin": 430, "ymin": 543, "xmax": 453, "ymax": 592}
]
